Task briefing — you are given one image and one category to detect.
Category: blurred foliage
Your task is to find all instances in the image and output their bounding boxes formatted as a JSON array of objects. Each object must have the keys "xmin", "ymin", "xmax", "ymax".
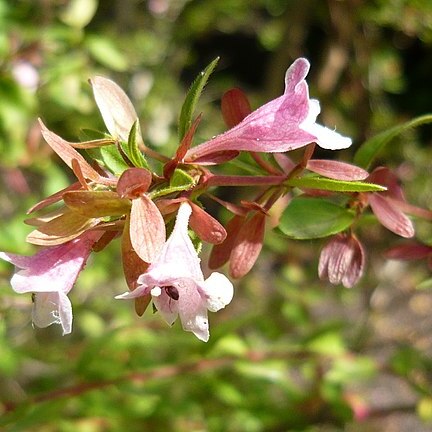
[{"xmin": 1, "ymin": 0, "xmax": 432, "ymax": 431}]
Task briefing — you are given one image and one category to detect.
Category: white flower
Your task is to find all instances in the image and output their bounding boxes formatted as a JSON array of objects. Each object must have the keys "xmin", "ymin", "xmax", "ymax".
[{"xmin": 116, "ymin": 202, "xmax": 234, "ymax": 341}]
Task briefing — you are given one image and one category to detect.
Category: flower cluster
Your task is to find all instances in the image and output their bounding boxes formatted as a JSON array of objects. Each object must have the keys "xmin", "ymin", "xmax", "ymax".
[{"xmin": 2, "ymin": 57, "xmax": 429, "ymax": 340}]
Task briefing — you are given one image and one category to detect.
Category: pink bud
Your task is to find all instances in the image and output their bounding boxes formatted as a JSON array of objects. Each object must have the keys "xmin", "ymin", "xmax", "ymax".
[{"xmin": 319, "ymin": 233, "xmax": 365, "ymax": 288}]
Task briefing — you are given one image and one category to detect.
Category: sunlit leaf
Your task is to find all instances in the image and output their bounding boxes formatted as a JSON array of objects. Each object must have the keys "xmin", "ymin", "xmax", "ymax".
[
  {"xmin": 286, "ymin": 176, "xmax": 386, "ymax": 193},
  {"xmin": 278, "ymin": 197, "xmax": 355, "ymax": 239},
  {"xmin": 178, "ymin": 57, "xmax": 219, "ymax": 140}
]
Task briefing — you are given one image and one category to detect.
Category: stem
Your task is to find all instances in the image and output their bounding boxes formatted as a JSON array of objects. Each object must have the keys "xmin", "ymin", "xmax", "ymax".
[
  {"xmin": 250, "ymin": 152, "xmax": 282, "ymax": 175},
  {"xmin": 206, "ymin": 175, "xmax": 285, "ymax": 187},
  {"xmin": 140, "ymin": 145, "xmax": 170, "ymax": 162}
]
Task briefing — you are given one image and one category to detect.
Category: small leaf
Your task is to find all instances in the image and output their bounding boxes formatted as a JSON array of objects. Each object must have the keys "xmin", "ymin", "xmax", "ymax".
[
  {"xmin": 189, "ymin": 202, "xmax": 227, "ymax": 244},
  {"xmin": 121, "ymin": 119, "xmax": 149, "ymax": 169},
  {"xmin": 169, "ymin": 168, "xmax": 195, "ymax": 189},
  {"xmin": 354, "ymin": 114, "xmax": 432, "ymax": 169},
  {"xmin": 27, "ymin": 182, "xmax": 82, "ymax": 214},
  {"xmin": 117, "ymin": 167, "xmax": 152, "ymax": 199},
  {"xmin": 278, "ymin": 197, "xmax": 355, "ymax": 239},
  {"xmin": 87, "ymin": 144, "xmax": 129, "ymax": 176},
  {"xmin": 39, "ymin": 120, "xmax": 101, "ymax": 182},
  {"xmin": 230, "ymin": 212, "xmax": 266, "ymax": 278},
  {"xmin": 122, "ymin": 214, "xmax": 151, "ymax": 316},
  {"xmin": 209, "ymin": 215, "xmax": 245, "ymax": 269},
  {"xmin": 26, "ymin": 210, "xmax": 99, "ymax": 245},
  {"xmin": 221, "ymin": 88, "xmax": 252, "ymax": 128},
  {"xmin": 64, "ymin": 190, "xmax": 131, "ymax": 217},
  {"xmin": 368, "ymin": 193, "xmax": 414, "ymax": 238},
  {"xmin": 90, "ymin": 76, "xmax": 140, "ymax": 141},
  {"xmin": 286, "ymin": 176, "xmax": 386, "ymax": 193},
  {"xmin": 178, "ymin": 57, "xmax": 219, "ymax": 140}
]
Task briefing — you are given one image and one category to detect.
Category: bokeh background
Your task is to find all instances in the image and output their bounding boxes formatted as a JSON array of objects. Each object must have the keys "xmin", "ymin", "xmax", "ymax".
[{"xmin": 1, "ymin": 0, "xmax": 432, "ymax": 431}]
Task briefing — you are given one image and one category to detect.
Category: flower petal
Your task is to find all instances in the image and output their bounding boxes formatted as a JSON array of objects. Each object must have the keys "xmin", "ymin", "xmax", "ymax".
[
  {"xmin": 186, "ymin": 57, "xmax": 351, "ymax": 161},
  {"xmin": 152, "ymin": 290, "xmax": 179, "ymax": 326},
  {"xmin": 32, "ymin": 291, "xmax": 73, "ymax": 335},
  {"xmin": 201, "ymin": 272, "xmax": 234, "ymax": 312},
  {"xmin": 301, "ymin": 122, "xmax": 352, "ymax": 150}
]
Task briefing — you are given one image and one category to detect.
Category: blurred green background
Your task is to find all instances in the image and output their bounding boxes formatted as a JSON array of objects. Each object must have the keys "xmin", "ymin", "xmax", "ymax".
[{"xmin": 1, "ymin": 0, "xmax": 432, "ymax": 430}]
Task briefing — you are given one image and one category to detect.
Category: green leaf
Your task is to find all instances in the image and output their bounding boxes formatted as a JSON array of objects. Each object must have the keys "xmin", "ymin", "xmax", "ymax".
[
  {"xmin": 169, "ymin": 168, "xmax": 195, "ymax": 189},
  {"xmin": 150, "ymin": 169, "xmax": 196, "ymax": 199},
  {"xmin": 87, "ymin": 144, "xmax": 129, "ymax": 176},
  {"xmin": 120, "ymin": 120, "xmax": 149, "ymax": 169},
  {"xmin": 178, "ymin": 57, "xmax": 219, "ymax": 140},
  {"xmin": 286, "ymin": 176, "xmax": 386, "ymax": 192},
  {"xmin": 354, "ymin": 114, "xmax": 432, "ymax": 169},
  {"xmin": 278, "ymin": 197, "xmax": 355, "ymax": 239}
]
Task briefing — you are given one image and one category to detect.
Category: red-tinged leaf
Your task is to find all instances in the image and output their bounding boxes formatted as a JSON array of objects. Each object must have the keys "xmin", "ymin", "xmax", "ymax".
[
  {"xmin": 39, "ymin": 119, "xmax": 102, "ymax": 183},
  {"xmin": 187, "ymin": 150, "xmax": 240, "ymax": 165},
  {"xmin": 90, "ymin": 76, "xmax": 142, "ymax": 144},
  {"xmin": 117, "ymin": 167, "xmax": 152, "ymax": 199},
  {"xmin": 164, "ymin": 115, "xmax": 202, "ymax": 178},
  {"xmin": 71, "ymin": 158, "xmax": 90, "ymax": 190},
  {"xmin": 368, "ymin": 193, "xmax": 414, "ymax": 238},
  {"xmin": 368, "ymin": 167, "xmax": 405, "ymax": 200},
  {"xmin": 26, "ymin": 210, "xmax": 99, "ymax": 245},
  {"xmin": 385, "ymin": 243, "xmax": 432, "ymax": 261},
  {"xmin": 64, "ymin": 190, "xmax": 131, "ymax": 217},
  {"xmin": 208, "ymin": 215, "xmax": 245, "ymax": 269},
  {"xmin": 156, "ymin": 197, "xmax": 185, "ymax": 215},
  {"xmin": 92, "ymin": 230, "xmax": 119, "ymax": 252},
  {"xmin": 129, "ymin": 195, "xmax": 166, "ymax": 263},
  {"xmin": 221, "ymin": 88, "xmax": 252, "ymax": 128},
  {"xmin": 188, "ymin": 202, "xmax": 227, "ymax": 244},
  {"xmin": 229, "ymin": 212, "xmax": 266, "ymax": 278},
  {"xmin": 206, "ymin": 194, "xmax": 248, "ymax": 217},
  {"xmin": 122, "ymin": 214, "xmax": 151, "ymax": 316},
  {"xmin": 27, "ymin": 182, "xmax": 82, "ymax": 214},
  {"xmin": 25, "ymin": 207, "xmax": 66, "ymax": 226},
  {"xmin": 307, "ymin": 159, "xmax": 369, "ymax": 181}
]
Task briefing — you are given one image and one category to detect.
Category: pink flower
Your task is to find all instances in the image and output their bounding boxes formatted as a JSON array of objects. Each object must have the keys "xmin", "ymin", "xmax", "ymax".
[
  {"xmin": 0, "ymin": 231, "xmax": 101, "ymax": 335},
  {"xmin": 116, "ymin": 202, "xmax": 234, "ymax": 342},
  {"xmin": 186, "ymin": 57, "xmax": 351, "ymax": 162},
  {"xmin": 319, "ymin": 233, "xmax": 365, "ymax": 288}
]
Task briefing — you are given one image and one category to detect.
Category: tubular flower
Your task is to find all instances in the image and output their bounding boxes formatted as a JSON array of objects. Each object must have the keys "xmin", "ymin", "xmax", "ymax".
[
  {"xmin": 186, "ymin": 57, "xmax": 352, "ymax": 162},
  {"xmin": 116, "ymin": 202, "xmax": 234, "ymax": 342},
  {"xmin": 0, "ymin": 231, "xmax": 101, "ymax": 335}
]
